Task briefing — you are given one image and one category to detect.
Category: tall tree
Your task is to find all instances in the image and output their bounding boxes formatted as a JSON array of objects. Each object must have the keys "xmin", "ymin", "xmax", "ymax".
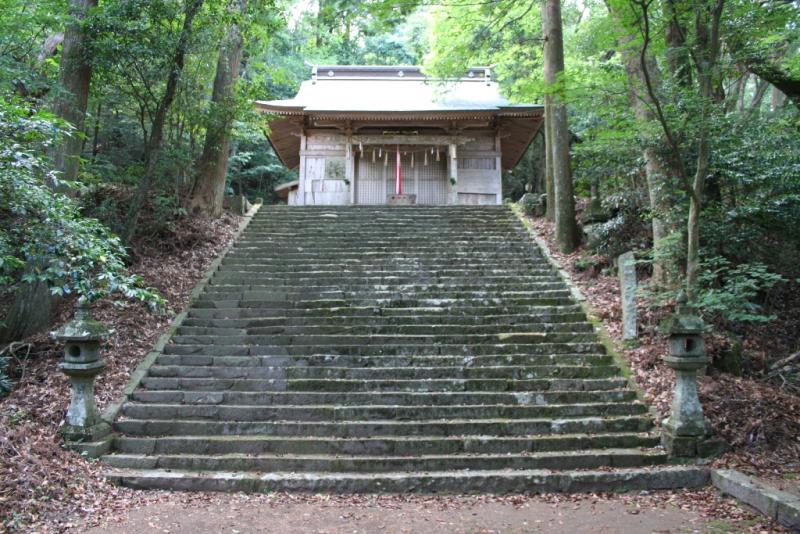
[
  {"xmin": 629, "ymin": 0, "xmax": 725, "ymax": 298},
  {"xmin": 541, "ymin": 2, "xmax": 556, "ymax": 222},
  {"xmin": 606, "ymin": 1, "xmax": 681, "ymax": 288},
  {"xmin": 51, "ymin": 0, "xmax": 97, "ymax": 188},
  {"xmin": 187, "ymin": 0, "xmax": 247, "ymax": 217},
  {"xmin": 122, "ymin": 0, "xmax": 205, "ymax": 243},
  {"xmin": 542, "ymin": 0, "xmax": 579, "ymax": 252}
]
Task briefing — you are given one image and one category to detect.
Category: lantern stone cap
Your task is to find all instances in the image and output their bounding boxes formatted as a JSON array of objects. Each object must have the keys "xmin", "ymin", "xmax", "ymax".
[
  {"xmin": 52, "ymin": 299, "xmax": 109, "ymax": 342},
  {"xmin": 669, "ymin": 290, "xmax": 707, "ymax": 335}
]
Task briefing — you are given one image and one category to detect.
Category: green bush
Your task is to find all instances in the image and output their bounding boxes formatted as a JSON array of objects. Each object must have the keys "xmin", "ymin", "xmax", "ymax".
[
  {"xmin": 696, "ymin": 254, "xmax": 784, "ymax": 324},
  {"xmin": 0, "ymin": 98, "xmax": 163, "ymax": 307}
]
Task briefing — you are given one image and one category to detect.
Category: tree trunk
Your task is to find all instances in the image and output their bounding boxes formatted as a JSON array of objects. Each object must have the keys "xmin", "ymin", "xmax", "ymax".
[
  {"xmin": 541, "ymin": 2, "xmax": 555, "ymax": 221},
  {"xmin": 686, "ymin": 0, "xmax": 724, "ymax": 300},
  {"xmin": 770, "ymin": 86, "xmax": 786, "ymax": 111},
  {"xmin": 542, "ymin": 0, "xmax": 579, "ymax": 252},
  {"xmin": 664, "ymin": 1, "xmax": 691, "ymax": 86},
  {"xmin": 618, "ymin": 38, "xmax": 681, "ymax": 288},
  {"xmin": 122, "ymin": 0, "xmax": 205, "ymax": 243},
  {"xmin": 187, "ymin": 0, "xmax": 246, "ymax": 218},
  {"xmin": 51, "ymin": 0, "xmax": 97, "ymax": 188},
  {"xmin": 0, "ymin": 262, "xmax": 53, "ymax": 344}
]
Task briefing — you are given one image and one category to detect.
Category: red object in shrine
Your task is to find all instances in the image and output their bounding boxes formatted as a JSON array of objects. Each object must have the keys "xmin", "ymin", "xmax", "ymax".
[{"xmin": 395, "ymin": 145, "xmax": 402, "ymax": 195}]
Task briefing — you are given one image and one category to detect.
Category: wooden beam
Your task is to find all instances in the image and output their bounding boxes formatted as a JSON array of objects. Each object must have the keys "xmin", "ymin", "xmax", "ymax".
[{"xmin": 352, "ymin": 134, "xmax": 474, "ymax": 146}]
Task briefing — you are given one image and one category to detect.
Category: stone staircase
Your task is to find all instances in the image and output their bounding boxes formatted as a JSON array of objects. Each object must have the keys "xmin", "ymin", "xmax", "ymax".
[{"xmin": 104, "ymin": 205, "xmax": 706, "ymax": 492}]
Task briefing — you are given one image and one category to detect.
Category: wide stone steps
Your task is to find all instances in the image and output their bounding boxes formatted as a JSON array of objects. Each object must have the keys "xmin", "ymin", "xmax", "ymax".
[
  {"xmin": 144, "ymin": 364, "xmax": 620, "ymax": 380},
  {"xmin": 115, "ymin": 415, "xmax": 654, "ymax": 437},
  {"xmin": 113, "ymin": 431, "xmax": 659, "ymax": 455},
  {"xmin": 206, "ymin": 278, "xmax": 565, "ymax": 289},
  {"xmin": 105, "ymin": 449, "xmax": 667, "ymax": 473},
  {"xmin": 155, "ymin": 353, "xmax": 613, "ymax": 368},
  {"xmin": 120, "ymin": 401, "xmax": 647, "ymax": 421},
  {"xmin": 138, "ymin": 377, "xmax": 630, "ymax": 393},
  {"xmin": 195, "ymin": 292, "xmax": 575, "ymax": 304},
  {"xmin": 212, "ymin": 269, "xmax": 557, "ymax": 280},
  {"xmin": 175, "ymin": 322, "xmax": 593, "ymax": 336},
  {"xmin": 186, "ymin": 309, "xmax": 586, "ymax": 323},
  {"xmin": 129, "ymin": 389, "xmax": 637, "ymax": 406},
  {"xmin": 106, "ymin": 466, "xmax": 708, "ymax": 493},
  {"xmin": 161, "ymin": 342, "xmax": 607, "ymax": 356},
  {"xmin": 104, "ymin": 205, "xmax": 686, "ymax": 494}
]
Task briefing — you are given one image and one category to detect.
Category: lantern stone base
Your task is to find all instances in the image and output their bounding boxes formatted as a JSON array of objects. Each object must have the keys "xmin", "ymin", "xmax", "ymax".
[
  {"xmin": 60, "ymin": 420, "xmax": 113, "ymax": 457},
  {"xmin": 662, "ymin": 428, "xmax": 728, "ymax": 460},
  {"xmin": 387, "ymin": 193, "xmax": 416, "ymax": 205}
]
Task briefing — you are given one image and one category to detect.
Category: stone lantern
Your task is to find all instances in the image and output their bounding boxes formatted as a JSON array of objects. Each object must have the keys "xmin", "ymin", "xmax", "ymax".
[
  {"xmin": 662, "ymin": 290, "xmax": 725, "ymax": 458},
  {"xmin": 53, "ymin": 299, "xmax": 110, "ymax": 444}
]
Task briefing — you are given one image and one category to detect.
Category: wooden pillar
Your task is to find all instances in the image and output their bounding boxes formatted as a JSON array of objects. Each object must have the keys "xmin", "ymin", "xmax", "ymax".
[
  {"xmin": 495, "ymin": 134, "xmax": 503, "ymax": 205},
  {"xmin": 448, "ymin": 143, "xmax": 458, "ymax": 205},
  {"xmin": 297, "ymin": 132, "xmax": 307, "ymax": 205},
  {"xmin": 346, "ymin": 137, "xmax": 355, "ymax": 205}
]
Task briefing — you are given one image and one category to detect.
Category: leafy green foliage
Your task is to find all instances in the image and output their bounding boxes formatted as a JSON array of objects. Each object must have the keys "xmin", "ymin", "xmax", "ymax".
[
  {"xmin": 697, "ymin": 255, "xmax": 785, "ymax": 324},
  {"xmin": 0, "ymin": 98, "xmax": 163, "ymax": 307}
]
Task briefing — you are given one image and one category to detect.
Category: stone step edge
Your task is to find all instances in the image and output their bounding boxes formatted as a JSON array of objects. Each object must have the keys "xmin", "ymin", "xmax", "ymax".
[
  {"xmin": 105, "ymin": 465, "xmax": 709, "ymax": 493},
  {"xmin": 103, "ymin": 448, "xmax": 667, "ymax": 467}
]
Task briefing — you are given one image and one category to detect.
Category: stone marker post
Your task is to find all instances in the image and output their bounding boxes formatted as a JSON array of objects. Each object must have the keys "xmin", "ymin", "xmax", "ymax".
[
  {"xmin": 53, "ymin": 299, "xmax": 111, "ymax": 447},
  {"xmin": 618, "ymin": 251, "xmax": 637, "ymax": 340},
  {"xmin": 662, "ymin": 291, "xmax": 726, "ymax": 458}
]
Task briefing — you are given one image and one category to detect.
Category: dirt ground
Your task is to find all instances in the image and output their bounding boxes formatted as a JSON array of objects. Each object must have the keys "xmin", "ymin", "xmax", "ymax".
[{"xmin": 79, "ymin": 492, "xmax": 765, "ymax": 534}]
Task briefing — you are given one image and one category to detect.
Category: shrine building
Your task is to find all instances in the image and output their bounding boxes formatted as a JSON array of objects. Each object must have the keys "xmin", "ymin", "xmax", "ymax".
[{"xmin": 257, "ymin": 65, "xmax": 543, "ymax": 206}]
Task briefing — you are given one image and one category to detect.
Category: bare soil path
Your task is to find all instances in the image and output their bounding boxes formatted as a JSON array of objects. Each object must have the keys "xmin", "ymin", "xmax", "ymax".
[{"xmin": 80, "ymin": 491, "xmax": 766, "ymax": 534}]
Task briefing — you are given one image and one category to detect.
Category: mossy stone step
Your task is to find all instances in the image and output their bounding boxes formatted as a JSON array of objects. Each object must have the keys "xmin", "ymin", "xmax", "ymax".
[
  {"xmin": 113, "ymin": 431, "xmax": 659, "ymax": 456},
  {"xmin": 120, "ymin": 402, "xmax": 646, "ymax": 422},
  {"xmin": 155, "ymin": 353, "xmax": 613, "ymax": 368},
  {"xmin": 139, "ymin": 376, "xmax": 628, "ymax": 393},
  {"xmin": 104, "ymin": 449, "xmax": 666, "ymax": 473},
  {"xmin": 180, "ymin": 312, "xmax": 588, "ymax": 327},
  {"xmin": 105, "ymin": 466, "xmax": 707, "ymax": 493},
  {"xmin": 129, "ymin": 389, "xmax": 638, "ymax": 407},
  {"xmin": 161, "ymin": 342, "xmax": 607, "ymax": 357},
  {"xmin": 145, "ymin": 364, "xmax": 620, "ymax": 380},
  {"xmin": 114, "ymin": 415, "xmax": 654, "ymax": 438},
  {"xmin": 175, "ymin": 322, "xmax": 594, "ymax": 337}
]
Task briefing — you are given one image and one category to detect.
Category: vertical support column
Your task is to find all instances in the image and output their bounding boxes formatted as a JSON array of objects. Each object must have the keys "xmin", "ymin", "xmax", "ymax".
[
  {"xmin": 395, "ymin": 144, "xmax": 402, "ymax": 195},
  {"xmin": 297, "ymin": 132, "xmax": 307, "ymax": 206},
  {"xmin": 381, "ymin": 148, "xmax": 387, "ymax": 202},
  {"xmin": 346, "ymin": 137, "xmax": 355, "ymax": 205},
  {"xmin": 413, "ymin": 154, "xmax": 419, "ymax": 198},
  {"xmin": 495, "ymin": 134, "xmax": 503, "ymax": 205},
  {"xmin": 448, "ymin": 143, "xmax": 458, "ymax": 205}
]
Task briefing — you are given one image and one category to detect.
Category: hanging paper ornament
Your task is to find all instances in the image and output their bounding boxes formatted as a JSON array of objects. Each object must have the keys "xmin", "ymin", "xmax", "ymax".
[
  {"xmin": 359, "ymin": 141, "xmax": 363, "ymax": 154},
  {"xmin": 411, "ymin": 153, "xmax": 414, "ymax": 168},
  {"xmin": 436, "ymin": 147, "xmax": 440, "ymax": 162},
  {"xmin": 372, "ymin": 149, "xmax": 376, "ymax": 163},
  {"xmin": 424, "ymin": 151, "xmax": 428, "ymax": 166},
  {"xmin": 379, "ymin": 147, "xmax": 382, "ymax": 157},
  {"xmin": 384, "ymin": 151, "xmax": 388, "ymax": 166}
]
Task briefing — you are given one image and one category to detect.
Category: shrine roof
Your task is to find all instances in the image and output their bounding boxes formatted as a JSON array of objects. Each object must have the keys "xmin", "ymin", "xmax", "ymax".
[{"xmin": 256, "ymin": 65, "xmax": 541, "ymax": 115}]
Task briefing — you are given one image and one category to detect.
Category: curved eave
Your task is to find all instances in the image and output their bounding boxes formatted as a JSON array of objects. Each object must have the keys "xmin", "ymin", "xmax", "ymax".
[{"xmin": 256, "ymin": 104, "xmax": 543, "ymax": 172}]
